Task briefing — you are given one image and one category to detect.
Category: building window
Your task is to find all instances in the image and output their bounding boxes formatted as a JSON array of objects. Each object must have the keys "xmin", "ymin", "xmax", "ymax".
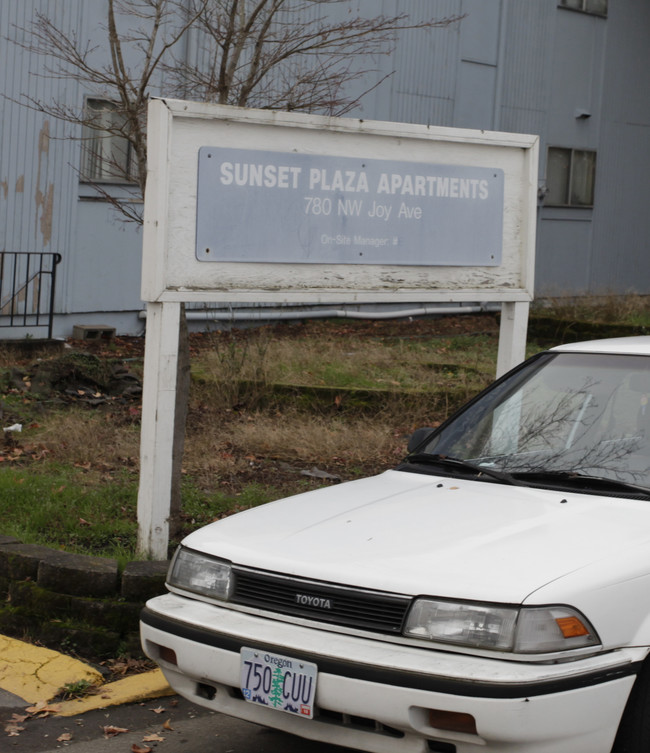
[
  {"xmin": 81, "ymin": 99, "xmax": 135, "ymax": 183},
  {"xmin": 559, "ymin": 0, "xmax": 607, "ymax": 17},
  {"xmin": 545, "ymin": 147, "xmax": 596, "ymax": 207}
]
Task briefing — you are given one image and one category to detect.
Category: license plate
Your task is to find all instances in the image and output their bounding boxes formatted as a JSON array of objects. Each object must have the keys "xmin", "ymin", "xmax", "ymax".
[{"xmin": 240, "ymin": 647, "xmax": 317, "ymax": 719}]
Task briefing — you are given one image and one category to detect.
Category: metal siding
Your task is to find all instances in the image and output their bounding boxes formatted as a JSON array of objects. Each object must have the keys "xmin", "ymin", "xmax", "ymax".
[
  {"xmin": 0, "ymin": 0, "xmax": 86, "ymax": 314},
  {"xmin": 72, "ymin": 201, "xmax": 143, "ymax": 311},
  {"xmin": 460, "ymin": 0, "xmax": 500, "ymax": 64},
  {"xmin": 392, "ymin": 0, "xmax": 462, "ymax": 126},
  {"xmin": 537, "ymin": 0, "xmax": 650, "ymax": 296},
  {"xmin": 546, "ymin": 10, "xmax": 606, "ymax": 149},
  {"xmin": 455, "ymin": 60, "xmax": 496, "ymax": 129},
  {"xmin": 499, "ymin": 1, "xmax": 554, "ymax": 122},
  {"xmin": 601, "ymin": 0, "xmax": 650, "ymax": 124},
  {"xmin": 351, "ymin": 0, "xmax": 462, "ymax": 125},
  {"xmin": 589, "ymin": 121, "xmax": 649, "ymax": 292},
  {"xmin": 1, "ymin": 0, "xmax": 650, "ymax": 336},
  {"xmin": 535, "ymin": 215, "xmax": 593, "ymax": 295},
  {"xmin": 588, "ymin": 0, "xmax": 650, "ymax": 294}
]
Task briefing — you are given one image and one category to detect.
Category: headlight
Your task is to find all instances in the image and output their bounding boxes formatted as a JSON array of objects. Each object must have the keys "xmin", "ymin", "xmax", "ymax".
[
  {"xmin": 167, "ymin": 546, "xmax": 233, "ymax": 601},
  {"xmin": 404, "ymin": 598, "xmax": 600, "ymax": 654}
]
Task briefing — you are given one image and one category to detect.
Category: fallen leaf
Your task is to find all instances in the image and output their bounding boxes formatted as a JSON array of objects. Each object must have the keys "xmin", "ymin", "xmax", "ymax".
[
  {"xmin": 57, "ymin": 732, "xmax": 72, "ymax": 742},
  {"xmin": 25, "ymin": 701, "xmax": 61, "ymax": 716},
  {"xmin": 103, "ymin": 725, "xmax": 129, "ymax": 738},
  {"xmin": 131, "ymin": 745, "xmax": 152, "ymax": 753},
  {"xmin": 162, "ymin": 718, "xmax": 174, "ymax": 731},
  {"xmin": 10, "ymin": 714, "xmax": 28, "ymax": 723},
  {"xmin": 143, "ymin": 733, "xmax": 165, "ymax": 741},
  {"xmin": 150, "ymin": 706, "xmax": 165, "ymax": 714},
  {"xmin": 5, "ymin": 724, "xmax": 24, "ymax": 736}
]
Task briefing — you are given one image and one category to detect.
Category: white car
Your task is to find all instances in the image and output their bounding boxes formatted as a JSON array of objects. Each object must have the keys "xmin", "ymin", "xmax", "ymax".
[{"xmin": 141, "ymin": 336, "xmax": 650, "ymax": 753}]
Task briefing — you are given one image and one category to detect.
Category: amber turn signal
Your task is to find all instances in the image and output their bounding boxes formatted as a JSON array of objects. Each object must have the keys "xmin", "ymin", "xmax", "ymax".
[{"xmin": 556, "ymin": 616, "xmax": 590, "ymax": 638}]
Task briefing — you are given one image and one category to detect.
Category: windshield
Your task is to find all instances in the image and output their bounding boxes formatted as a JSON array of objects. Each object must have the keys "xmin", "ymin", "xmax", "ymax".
[{"xmin": 413, "ymin": 351, "xmax": 650, "ymax": 492}]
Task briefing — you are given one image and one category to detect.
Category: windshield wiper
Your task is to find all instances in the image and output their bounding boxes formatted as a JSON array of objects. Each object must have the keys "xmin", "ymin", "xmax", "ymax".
[
  {"xmin": 404, "ymin": 453, "xmax": 519, "ymax": 485},
  {"xmin": 509, "ymin": 470, "xmax": 650, "ymax": 499}
]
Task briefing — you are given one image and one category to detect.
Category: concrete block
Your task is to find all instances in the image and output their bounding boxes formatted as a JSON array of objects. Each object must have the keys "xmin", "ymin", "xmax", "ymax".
[
  {"xmin": 37, "ymin": 550, "xmax": 118, "ymax": 597},
  {"xmin": 0, "ymin": 543, "xmax": 57, "ymax": 580},
  {"xmin": 121, "ymin": 560, "xmax": 169, "ymax": 601},
  {"xmin": 71, "ymin": 324, "xmax": 116, "ymax": 341}
]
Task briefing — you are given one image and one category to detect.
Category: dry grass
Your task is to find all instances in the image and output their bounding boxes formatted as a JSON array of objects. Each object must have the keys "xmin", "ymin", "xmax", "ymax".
[
  {"xmin": 2, "ymin": 319, "xmax": 487, "ymax": 494},
  {"xmin": 31, "ymin": 410, "xmax": 141, "ymax": 468},
  {"xmin": 534, "ymin": 294, "xmax": 650, "ymax": 325},
  {"xmin": 197, "ymin": 326, "xmax": 497, "ymax": 403},
  {"xmin": 183, "ymin": 410, "xmax": 408, "ymax": 482}
]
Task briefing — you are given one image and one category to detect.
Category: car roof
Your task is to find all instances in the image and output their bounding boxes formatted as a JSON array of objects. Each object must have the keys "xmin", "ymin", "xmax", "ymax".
[{"xmin": 550, "ymin": 336, "xmax": 650, "ymax": 356}]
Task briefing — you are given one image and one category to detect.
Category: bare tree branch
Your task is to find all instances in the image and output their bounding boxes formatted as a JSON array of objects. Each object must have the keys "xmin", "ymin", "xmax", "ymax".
[
  {"xmin": 7, "ymin": 0, "xmax": 207, "ymax": 205},
  {"xmin": 6, "ymin": 0, "xmax": 463, "ymax": 223},
  {"xmin": 173, "ymin": 0, "xmax": 463, "ymax": 113}
]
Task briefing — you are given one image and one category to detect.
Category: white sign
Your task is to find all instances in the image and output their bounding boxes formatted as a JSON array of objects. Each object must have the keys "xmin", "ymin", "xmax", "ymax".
[
  {"xmin": 137, "ymin": 99, "xmax": 539, "ymax": 559},
  {"xmin": 142, "ymin": 99, "xmax": 537, "ymax": 305},
  {"xmin": 196, "ymin": 147, "xmax": 504, "ymax": 266}
]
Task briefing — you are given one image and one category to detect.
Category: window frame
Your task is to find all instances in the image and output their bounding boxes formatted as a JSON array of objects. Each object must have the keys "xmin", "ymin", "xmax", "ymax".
[
  {"xmin": 558, "ymin": 0, "xmax": 608, "ymax": 18},
  {"xmin": 80, "ymin": 98, "xmax": 137, "ymax": 185},
  {"xmin": 544, "ymin": 147, "xmax": 597, "ymax": 209}
]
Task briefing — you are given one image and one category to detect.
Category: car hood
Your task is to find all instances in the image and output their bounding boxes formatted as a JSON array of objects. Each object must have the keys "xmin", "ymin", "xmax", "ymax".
[{"xmin": 181, "ymin": 470, "xmax": 650, "ymax": 604}]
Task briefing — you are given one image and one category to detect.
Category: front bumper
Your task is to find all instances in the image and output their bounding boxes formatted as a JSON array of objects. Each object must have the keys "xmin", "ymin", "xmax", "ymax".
[{"xmin": 141, "ymin": 593, "xmax": 641, "ymax": 753}]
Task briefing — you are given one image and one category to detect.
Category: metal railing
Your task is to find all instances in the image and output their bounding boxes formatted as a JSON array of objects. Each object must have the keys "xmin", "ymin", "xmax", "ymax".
[{"xmin": 0, "ymin": 252, "xmax": 62, "ymax": 339}]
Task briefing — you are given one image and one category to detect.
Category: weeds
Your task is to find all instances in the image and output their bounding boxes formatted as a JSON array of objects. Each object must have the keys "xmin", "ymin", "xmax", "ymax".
[
  {"xmin": 57, "ymin": 679, "xmax": 96, "ymax": 700},
  {"xmin": 197, "ymin": 327, "xmax": 271, "ymax": 408},
  {"xmin": 0, "ymin": 315, "xmax": 503, "ymax": 559},
  {"xmin": 533, "ymin": 294, "xmax": 650, "ymax": 326}
]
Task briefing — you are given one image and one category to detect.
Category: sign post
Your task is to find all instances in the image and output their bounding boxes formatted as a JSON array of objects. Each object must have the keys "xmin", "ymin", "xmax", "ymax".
[{"xmin": 137, "ymin": 98, "xmax": 538, "ymax": 557}]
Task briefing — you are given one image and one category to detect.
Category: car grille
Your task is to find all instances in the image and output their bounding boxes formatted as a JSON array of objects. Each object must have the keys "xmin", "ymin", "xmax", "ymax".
[{"xmin": 231, "ymin": 566, "xmax": 412, "ymax": 634}]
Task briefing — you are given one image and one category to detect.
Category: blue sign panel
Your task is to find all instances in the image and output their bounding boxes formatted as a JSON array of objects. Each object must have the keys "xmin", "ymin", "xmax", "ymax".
[{"xmin": 196, "ymin": 147, "xmax": 504, "ymax": 266}]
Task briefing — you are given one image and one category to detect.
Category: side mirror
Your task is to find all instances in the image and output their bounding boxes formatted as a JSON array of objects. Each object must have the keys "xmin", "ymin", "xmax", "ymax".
[{"xmin": 407, "ymin": 427, "xmax": 435, "ymax": 453}]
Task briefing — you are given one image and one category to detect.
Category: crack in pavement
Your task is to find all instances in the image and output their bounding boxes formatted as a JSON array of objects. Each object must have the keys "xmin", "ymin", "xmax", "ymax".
[{"xmin": 0, "ymin": 636, "xmax": 102, "ymax": 704}]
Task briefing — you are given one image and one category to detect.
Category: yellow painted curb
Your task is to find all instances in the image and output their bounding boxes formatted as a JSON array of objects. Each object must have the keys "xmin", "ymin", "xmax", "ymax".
[
  {"xmin": 55, "ymin": 669, "xmax": 174, "ymax": 717},
  {"xmin": 0, "ymin": 635, "xmax": 102, "ymax": 704}
]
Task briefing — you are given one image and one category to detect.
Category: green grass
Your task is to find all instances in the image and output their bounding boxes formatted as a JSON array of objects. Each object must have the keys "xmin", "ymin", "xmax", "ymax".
[
  {"xmin": 0, "ymin": 465, "xmax": 138, "ymax": 563},
  {"xmin": 180, "ymin": 480, "xmax": 282, "ymax": 527}
]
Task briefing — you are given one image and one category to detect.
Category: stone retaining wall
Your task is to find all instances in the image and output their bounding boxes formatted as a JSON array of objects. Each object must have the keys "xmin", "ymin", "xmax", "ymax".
[{"xmin": 0, "ymin": 535, "xmax": 168, "ymax": 660}]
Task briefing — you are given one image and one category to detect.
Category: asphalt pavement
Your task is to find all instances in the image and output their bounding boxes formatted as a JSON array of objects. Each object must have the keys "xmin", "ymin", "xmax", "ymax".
[
  {"xmin": 0, "ymin": 633, "xmax": 180, "ymax": 750},
  {"xmin": 1, "ymin": 635, "xmax": 353, "ymax": 752}
]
